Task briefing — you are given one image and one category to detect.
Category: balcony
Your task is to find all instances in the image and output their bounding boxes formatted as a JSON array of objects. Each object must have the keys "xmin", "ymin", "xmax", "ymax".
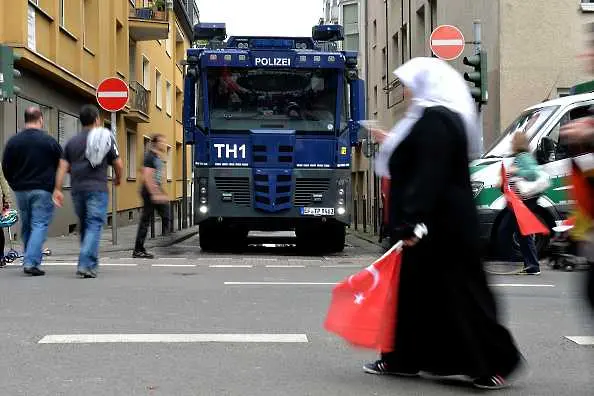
[
  {"xmin": 126, "ymin": 81, "xmax": 150, "ymax": 123},
  {"xmin": 129, "ymin": 2, "xmax": 170, "ymax": 41}
]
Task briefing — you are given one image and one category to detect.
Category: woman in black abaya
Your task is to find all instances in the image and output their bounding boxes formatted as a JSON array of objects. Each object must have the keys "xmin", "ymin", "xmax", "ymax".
[{"xmin": 364, "ymin": 57, "xmax": 524, "ymax": 390}]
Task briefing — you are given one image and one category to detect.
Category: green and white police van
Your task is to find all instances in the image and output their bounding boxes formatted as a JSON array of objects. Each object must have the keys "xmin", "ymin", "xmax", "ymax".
[{"xmin": 472, "ymin": 91, "xmax": 594, "ymax": 260}]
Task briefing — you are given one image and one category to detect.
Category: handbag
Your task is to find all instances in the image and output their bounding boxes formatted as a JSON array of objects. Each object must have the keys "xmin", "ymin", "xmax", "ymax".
[{"xmin": 511, "ymin": 169, "xmax": 551, "ymax": 199}]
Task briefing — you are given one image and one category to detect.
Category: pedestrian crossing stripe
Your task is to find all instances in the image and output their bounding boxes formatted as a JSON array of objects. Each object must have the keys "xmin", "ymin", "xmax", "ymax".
[
  {"xmin": 38, "ymin": 333, "xmax": 309, "ymax": 344},
  {"xmin": 565, "ymin": 336, "xmax": 594, "ymax": 345}
]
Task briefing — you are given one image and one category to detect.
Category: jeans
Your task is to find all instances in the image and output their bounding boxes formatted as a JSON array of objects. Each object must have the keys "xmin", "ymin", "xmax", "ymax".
[
  {"xmin": 72, "ymin": 191, "xmax": 108, "ymax": 271},
  {"xmin": 134, "ymin": 188, "xmax": 170, "ymax": 252},
  {"xmin": 15, "ymin": 190, "xmax": 54, "ymax": 269},
  {"xmin": 510, "ymin": 198, "xmax": 540, "ymax": 271}
]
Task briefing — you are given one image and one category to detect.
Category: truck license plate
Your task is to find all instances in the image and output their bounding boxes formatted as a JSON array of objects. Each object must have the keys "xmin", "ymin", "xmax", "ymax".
[{"xmin": 300, "ymin": 207, "xmax": 335, "ymax": 216}]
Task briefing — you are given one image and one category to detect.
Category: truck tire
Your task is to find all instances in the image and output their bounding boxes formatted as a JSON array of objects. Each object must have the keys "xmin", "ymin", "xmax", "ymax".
[
  {"xmin": 199, "ymin": 223, "xmax": 222, "ymax": 252},
  {"xmin": 327, "ymin": 224, "xmax": 346, "ymax": 253}
]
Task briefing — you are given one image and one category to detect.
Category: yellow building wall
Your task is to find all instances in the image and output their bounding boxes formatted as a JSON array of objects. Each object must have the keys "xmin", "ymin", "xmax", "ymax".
[{"xmin": 1, "ymin": 0, "xmax": 192, "ymax": 222}]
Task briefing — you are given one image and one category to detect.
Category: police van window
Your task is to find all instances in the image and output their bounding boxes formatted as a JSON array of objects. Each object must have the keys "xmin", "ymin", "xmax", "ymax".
[
  {"xmin": 206, "ymin": 67, "xmax": 339, "ymax": 134},
  {"xmin": 548, "ymin": 104, "xmax": 594, "ymax": 160},
  {"xmin": 483, "ymin": 105, "xmax": 558, "ymax": 158}
]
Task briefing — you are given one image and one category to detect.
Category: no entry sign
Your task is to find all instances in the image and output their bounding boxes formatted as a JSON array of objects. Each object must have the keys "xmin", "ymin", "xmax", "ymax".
[
  {"xmin": 430, "ymin": 25, "xmax": 465, "ymax": 61},
  {"xmin": 96, "ymin": 77, "xmax": 129, "ymax": 112}
]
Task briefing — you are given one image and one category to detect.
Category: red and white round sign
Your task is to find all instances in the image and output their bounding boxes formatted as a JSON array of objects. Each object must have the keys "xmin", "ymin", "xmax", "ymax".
[
  {"xmin": 96, "ymin": 77, "xmax": 129, "ymax": 112},
  {"xmin": 430, "ymin": 25, "xmax": 465, "ymax": 61}
]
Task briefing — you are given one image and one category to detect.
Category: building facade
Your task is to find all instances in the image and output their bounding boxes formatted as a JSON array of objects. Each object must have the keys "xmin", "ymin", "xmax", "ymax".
[
  {"xmin": 361, "ymin": 0, "xmax": 594, "ymax": 237},
  {"xmin": 0, "ymin": 0, "xmax": 198, "ymax": 237}
]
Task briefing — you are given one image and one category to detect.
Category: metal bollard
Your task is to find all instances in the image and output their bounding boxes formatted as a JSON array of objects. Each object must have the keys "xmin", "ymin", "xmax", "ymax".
[
  {"xmin": 353, "ymin": 199, "xmax": 358, "ymax": 230},
  {"xmin": 363, "ymin": 198, "xmax": 367, "ymax": 233},
  {"xmin": 177, "ymin": 200, "xmax": 182, "ymax": 231}
]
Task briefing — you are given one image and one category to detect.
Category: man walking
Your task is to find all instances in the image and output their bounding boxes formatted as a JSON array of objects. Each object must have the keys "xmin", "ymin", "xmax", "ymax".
[
  {"xmin": 53, "ymin": 105, "xmax": 123, "ymax": 278},
  {"xmin": 132, "ymin": 134, "xmax": 171, "ymax": 258},
  {"xmin": 2, "ymin": 107, "xmax": 62, "ymax": 276}
]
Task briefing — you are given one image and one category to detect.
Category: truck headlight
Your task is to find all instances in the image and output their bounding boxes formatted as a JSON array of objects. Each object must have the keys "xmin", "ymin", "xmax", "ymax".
[
  {"xmin": 471, "ymin": 181, "xmax": 484, "ymax": 198},
  {"xmin": 337, "ymin": 207, "xmax": 346, "ymax": 215}
]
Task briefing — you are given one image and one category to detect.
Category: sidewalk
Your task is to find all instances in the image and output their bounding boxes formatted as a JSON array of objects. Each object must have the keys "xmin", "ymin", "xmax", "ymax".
[
  {"xmin": 347, "ymin": 225, "xmax": 385, "ymax": 248},
  {"xmin": 44, "ymin": 218, "xmax": 198, "ymax": 256}
]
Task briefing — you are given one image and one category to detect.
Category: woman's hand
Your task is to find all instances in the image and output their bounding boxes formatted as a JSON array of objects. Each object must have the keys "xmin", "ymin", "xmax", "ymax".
[
  {"xmin": 370, "ymin": 128, "xmax": 389, "ymax": 144},
  {"xmin": 403, "ymin": 237, "xmax": 419, "ymax": 247}
]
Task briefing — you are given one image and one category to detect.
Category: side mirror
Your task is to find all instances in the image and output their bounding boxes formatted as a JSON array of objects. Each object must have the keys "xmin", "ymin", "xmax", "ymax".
[{"xmin": 536, "ymin": 136, "xmax": 556, "ymax": 164}]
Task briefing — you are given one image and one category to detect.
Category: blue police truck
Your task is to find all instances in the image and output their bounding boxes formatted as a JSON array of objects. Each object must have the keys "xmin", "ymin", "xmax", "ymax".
[{"xmin": 183, "ymin": 23, "xmax": 365, "ymax": 252}]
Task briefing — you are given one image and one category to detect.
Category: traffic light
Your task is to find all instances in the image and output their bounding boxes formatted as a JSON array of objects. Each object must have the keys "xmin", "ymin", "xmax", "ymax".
[
  {"xmin": 463, "ymin": 50, "xmax": 488, "ymax": 104},
  {"xmin": 0, "ymin": 45, "xmax": 21, "ymax": 102}
]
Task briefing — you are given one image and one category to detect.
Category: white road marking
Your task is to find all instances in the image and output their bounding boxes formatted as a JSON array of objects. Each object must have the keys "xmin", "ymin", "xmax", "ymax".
[
  {"xmin": 431, "ymin": 39, "xmax": 464, "ymax": 46},
  {"xmin": 565, "ymin": 336, "xmax": 594, "ymax": 345},
  {"xmin": 100, "ymin": 263, "xmax": 138, "ymax": 267},
  {"xmin": 265, "ymin": 265, "xmax": 306, "ymax": 268},
  {"xmin": 321, "ymin": 264, "xmax": 362, "ymax": 268},
  {"xmin": 225, "ymin": 282, "xmax": 337, "ymax": 285},
  {"xmin": 491, "ymin": 284, "xmax": 555, "ymax": 288},
  {"xmin": 97, "ymin": 91, "xmax": 128, "ymax": 98},
  {"xmin": 159, "ymin": 257, "xmax": 187, "ymax": 261},
  {"xmin": 288, "ymin": 259, "xmax": 321, "ymax": 263},
  {"xmin": 224, "ymin": 282, "xmax": 555, "ymax": 287},
  {"xmin": 152, "ymin": 264, "xmax": 196, "ymax": 268},
  {"xmin": 38, "ymin": 333, "xmax": 309, "ymax": 344},
  {"xmin": 210, "ymin": 265, "xmax": 253, "ymax": 268}
]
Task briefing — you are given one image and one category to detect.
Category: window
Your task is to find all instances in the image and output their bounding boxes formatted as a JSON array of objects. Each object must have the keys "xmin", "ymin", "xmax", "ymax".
[
  {"xmin": 155, "ymin": 70, "xmax": 162, "ymax": 109},
  {"xmin": 58, "ymin": 111, "xmax": 80, "ymax": 187},
  {"xmin": 143, "ymin": 136, "xmax": 151, "ymax": 153},
  {"xmin": 541, "ymin": 104, "xmax": 594, "ymax": 162},
  {"xmin": 416, "ymin": 6, "xmax": 426, "ymax": 57},
  {"xmin": 142, "ymin": 56, "xmax": 150, "ymax": 89},
  {"xmin": 402, "ymin": 25, "xmax": 409, "ymax": 62},
  {"xmin": 59, "ymin": 0, "xmax": 65, "ymax": 27},
  {"xmin": 127, "ymin": 132, "xmax": 137, "ymax": 179},
  {"xmin": 581, "ymin": 0, "xmax": 594, "ymax": 11},
  {"xmin": 343, "ymin": 3, "xmax": 359, "ymax": 52},
  {"xmin": 30, "ymin": 0, "xmax": 39, "ymax": 4},
  {"xmin": 429, "ymin": 0, "xmax": 438, "ymax": 31},
  {"xmin": 83, "ymin": 0, "xmax": 98, "ymax": 52},
  {"xmin": 16, "ymin": 97, "xmax": 51, "ymax": 134},
  {"xmin": 166, "ymin": 146, "xmax": 173, "ymax": 181},
  {"xmin": 166, "ymin": 36, "xmax": 172, "ymax": 57},
  {"xmin": 166, "ymin": 81, "xmax": 172, "ymax": 115}
]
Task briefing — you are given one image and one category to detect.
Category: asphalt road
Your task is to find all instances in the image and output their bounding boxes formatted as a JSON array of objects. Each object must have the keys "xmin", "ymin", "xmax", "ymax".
[{"xmin": 0, "ymin": 234, "xmax": 592, "ymax": 396}]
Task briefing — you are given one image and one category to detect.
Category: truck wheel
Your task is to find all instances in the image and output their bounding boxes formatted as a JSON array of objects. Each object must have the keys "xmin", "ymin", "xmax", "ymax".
[
  {"xmin": 199, "ymin": 223, "xmax": 222, "ymax": 252},
  {"xmin": 327, "ymin": 224, "xmax": 346, "ymax": 253}
]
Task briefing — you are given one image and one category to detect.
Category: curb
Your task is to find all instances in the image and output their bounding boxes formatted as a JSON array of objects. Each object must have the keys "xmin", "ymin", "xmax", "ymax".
[{"xmin": 49, "ymin": 227, "xmax": 199, "ymax": 255}]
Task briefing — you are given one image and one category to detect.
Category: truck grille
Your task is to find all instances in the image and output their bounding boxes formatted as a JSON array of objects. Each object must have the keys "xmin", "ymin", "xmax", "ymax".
[
  {"xmin": 215, "ymin": 177, "xmax": 251, "ymax": 206},
  {"xmin": 294, "ymin": 178, "xmax": 330, "ymax": 206}
]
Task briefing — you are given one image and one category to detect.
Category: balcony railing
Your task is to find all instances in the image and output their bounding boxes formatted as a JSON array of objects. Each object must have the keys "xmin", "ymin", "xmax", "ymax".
[
  {"xmin": 129, "ymin": 6, "xmax": 168, "ymax": 22},
  {"xmin": 129, "ymin": 81, "xmax": 150, "ymax": 117}
]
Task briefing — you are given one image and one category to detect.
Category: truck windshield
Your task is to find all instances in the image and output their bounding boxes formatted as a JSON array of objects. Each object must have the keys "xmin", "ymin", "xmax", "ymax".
[
  {"xmin": 482, "ymin": 105, "xmax": 559, "ymax": 158},
  {"xmin": 206, "ymin": 67, "xmax": 339, "ymax": 133}
]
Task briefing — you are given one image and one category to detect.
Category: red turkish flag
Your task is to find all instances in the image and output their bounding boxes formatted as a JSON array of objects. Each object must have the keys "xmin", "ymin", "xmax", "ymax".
[
  {"xmin": 501, "ymin": 164, "xmax": 549, "ymax": 236},
  {"xmin": 324, "ymin": 245, "xmax": 402, "ymax": 353},
  {"xmin": 570, "ymin": 160, "xmax": 594, "ymax": 219}
]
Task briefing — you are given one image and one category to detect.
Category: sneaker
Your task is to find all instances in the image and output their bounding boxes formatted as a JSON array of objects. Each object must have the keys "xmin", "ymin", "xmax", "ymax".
[
  {"xmin": 24, "ymin": 267, "xmax": 45, "ymax": 276},
  {"xmin": 133, "ymin": 250, "xmax": 154, "ymax": 259},
  {"xmin": 473, "ymin": 374, "xmax": 509, "ymax": 390},
  {"xmin": 363, "ymin": 360, "xmax": 419, "ymax": 377},
  {"xmin": 519, "ymin": 267, "xmax": 541, "ymax": 275},
  {"xmin": 76, "ymin": 268, "xmax": 96, "ymax": 279},
  {"xmin": 0, "ymin": 257, "xmax": 6, "ymax": 268}
]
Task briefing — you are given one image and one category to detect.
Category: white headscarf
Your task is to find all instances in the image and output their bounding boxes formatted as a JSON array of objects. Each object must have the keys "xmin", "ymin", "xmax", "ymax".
[{"xmin": 374, "ymin": 57, "xmax": 480, "ymax": 178}]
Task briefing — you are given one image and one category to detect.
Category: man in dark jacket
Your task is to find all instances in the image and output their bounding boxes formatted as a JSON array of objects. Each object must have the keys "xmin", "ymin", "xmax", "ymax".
[{"xmin": 2, "ymin": 107, "xmax": 62, "ymax": 276}]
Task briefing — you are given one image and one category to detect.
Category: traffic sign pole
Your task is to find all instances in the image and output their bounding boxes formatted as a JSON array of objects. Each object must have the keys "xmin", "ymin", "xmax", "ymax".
[
  {"xmin": 96, "ymin": 77, "xmax": 129, "ymax": 246},
  {"xmin": 111, "ymin": 111, "xmax": 117, "ymax": 245}
]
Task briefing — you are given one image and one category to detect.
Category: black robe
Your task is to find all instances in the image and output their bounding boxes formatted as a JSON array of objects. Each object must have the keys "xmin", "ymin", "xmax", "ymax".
[{"xmin": 382, "ymin": 106, "xmax": 522, "ymax": 378}]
